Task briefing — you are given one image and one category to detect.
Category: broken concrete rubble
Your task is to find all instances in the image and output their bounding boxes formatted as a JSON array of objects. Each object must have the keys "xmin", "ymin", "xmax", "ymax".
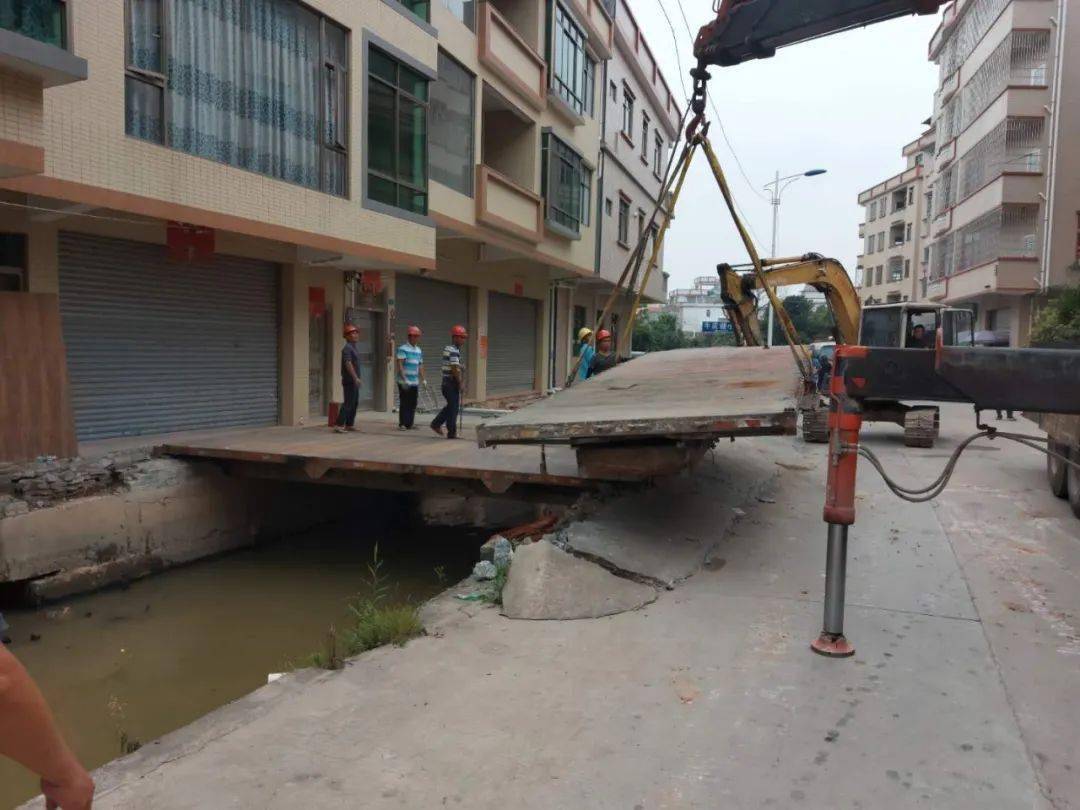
[{"xmin": 501, "ymin": 539, "xmax": 656, "ymax": 620}]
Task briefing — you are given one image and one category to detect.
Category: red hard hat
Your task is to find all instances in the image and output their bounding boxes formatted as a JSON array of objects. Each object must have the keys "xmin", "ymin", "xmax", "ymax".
[
  {"xmin": 451, "ymin": 325, "xmax": 468, "ymax": 338},
  {"xmin": 343, "ymin": 324, "xmax": 359, "ymax": 337},
  {"xmin": 407, "ymin": 325, "xmax": 421, "ymax": 337},
  {"xmin": 596, "ymin": 329, "xmax": 612, "ymax": 341}
]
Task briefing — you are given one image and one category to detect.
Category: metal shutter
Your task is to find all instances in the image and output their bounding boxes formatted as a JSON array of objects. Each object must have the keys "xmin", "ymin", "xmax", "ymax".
[
  {"xmin": 58, "ymin": 233, "xmax": 279, "ymax": 441},
  {"xmin": 394, "ymin": 274, "xmax": 469, "ymax": 386},
  {"xmin": 487, "ymin": 292, "xmax": 538, "ymax": 395}
]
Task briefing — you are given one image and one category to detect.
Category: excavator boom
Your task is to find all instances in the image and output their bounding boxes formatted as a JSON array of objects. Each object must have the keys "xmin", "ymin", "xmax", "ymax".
[
  {"xmin": 717, "ymin": 254, "xmax": 861, "ymax": 347},
  {"xmin": 694, "ymin": 0, "xmax": 944, "ymax": 68}
]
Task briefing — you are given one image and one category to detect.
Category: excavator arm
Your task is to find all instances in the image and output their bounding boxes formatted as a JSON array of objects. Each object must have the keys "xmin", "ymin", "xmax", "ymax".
[{"xmin": 717, "ymin": 254, "xmax": 861, "ymax": 347}]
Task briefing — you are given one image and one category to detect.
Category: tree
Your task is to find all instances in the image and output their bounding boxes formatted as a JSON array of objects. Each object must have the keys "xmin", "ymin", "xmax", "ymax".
[
  {"xmin": 632, "ymin": 312, "xmax": 690, "ymax": 352},
  {"xmin": 760, "ymin": 295, "xmax": 836, "ymax": 345}
]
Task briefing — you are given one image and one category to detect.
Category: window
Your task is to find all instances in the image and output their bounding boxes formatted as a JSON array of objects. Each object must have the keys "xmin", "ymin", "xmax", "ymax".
[
  {"xmin": 0, "ymin": 233, "xmax": 27, "ymax": 292},
  {"xmin": 610, "ymin": 80, "xmax": 617, "ymax": 102},
  {"xmin": 622, "ymin": 86, "xmax": 635, "ymax": 141},
  {"xmin": 124, "ymin": 0, "xmax": 349, "ymax": 197},
  {"xmin": 905, "ymin": 223, "xmax": 912, "ymax": 242},
  {"xmin": 908, "ymin": 186, "xmax": 915, "ymax": 205},
  {"xmin": 551, "ymin": 4, "xmax": 595, "ymax": 116},
  {"xmin": 368, "ymin": 45, "xmax": 430, "ymax": 216},
  {"xmin": 653, "ymin": 133, "xmax": 663, "ymax": 176},
  {"xmin": 392, "ymin": 0, "xmax": 431, "ymax": 23},
  {"xmin": 430, "ymin": 50, "xmax": 474, "ymax": 196},
  {"xmin": 441, "ymin": 0, "xmax": 475, "ymax": 30},
  {"xmin": 541, "ymin": 132, "xmax": 592, "ymax": 236},
  {"xmin": 875, "ymin": 266, "xmax": 883, "ymax": 285},
  {"xmin": 640, "ymin": 114, "xmax": 649, "ymax": 160},
  {"xmin": 865, "ymin": 236, "xmax": 873, "ymax": 255},
  {"xmin": 617, "ymin": 196, "xmax": 630, "ymax": 246},
  {"xmin": 904, "ymin": 259, "xmax": 911, "ymax": 278},
  {"xmin": 604, "ymin": 198, "xmax": 613, "ymax": 216},
  {"xmin": 869, "ymin": 200, "xmax": 877, "ymax": 220},
  {"xmin": 877, "ymin": 233, "xmax": 884, "ymax": 252},
  {"xmin": 2, "ymin": 0, "xmax": 68, "ymax": 48},
  {"xmin": 637, "ymin": 208, "xmax": 646, "ymax": 239}
]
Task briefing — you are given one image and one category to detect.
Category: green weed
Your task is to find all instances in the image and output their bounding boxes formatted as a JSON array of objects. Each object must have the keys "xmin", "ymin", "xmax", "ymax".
[{"xmin": 307, "ymin": 545, "xmax": 423, "ymax": 670}]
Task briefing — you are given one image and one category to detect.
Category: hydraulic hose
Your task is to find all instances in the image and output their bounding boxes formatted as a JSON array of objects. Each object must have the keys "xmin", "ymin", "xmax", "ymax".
[{"xmin": 857, "ymin": 430, "xmax": 1079, "ymax": 504}]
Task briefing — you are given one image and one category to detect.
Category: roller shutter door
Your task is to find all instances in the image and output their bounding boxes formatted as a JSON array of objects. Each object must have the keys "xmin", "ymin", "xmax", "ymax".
[
  {"xmin": 58, "ymin": 233, "xmax": 279, "ymax": 441},
  {"xmin": 487, "ymin": 292, "xmax": 538, "ymax": 395},
  {"xmin": 394, "ymin": 275, "xmax": 469, "ymax": 385}
]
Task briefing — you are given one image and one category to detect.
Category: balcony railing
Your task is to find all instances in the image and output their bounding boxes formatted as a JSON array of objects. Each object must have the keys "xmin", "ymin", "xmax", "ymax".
[
  {"xmin": 475, "ymin": 164, "xmax": 544, "ymax": 243},
  {"xmin": 478, "ymin": 2, "xmax": 547, "ymax": 112},
  {"xmin": 0, "ymin": 0, "xmax": 66, "ymax": 48},
  {"xmin": 930, "ymin": 204, "xmax": 1039, "ymax": 280}
]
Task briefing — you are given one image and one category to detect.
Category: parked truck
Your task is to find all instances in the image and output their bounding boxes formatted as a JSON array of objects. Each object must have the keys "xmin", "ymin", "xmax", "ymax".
[{"xmin": 1031, "ymin": 413, "xmax": 1080, "ymax": 518}]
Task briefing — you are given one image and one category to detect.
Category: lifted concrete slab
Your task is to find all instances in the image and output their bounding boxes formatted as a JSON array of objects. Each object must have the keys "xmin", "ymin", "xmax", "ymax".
[{"xmin": 476, "ymin": 347, "xmax": 800, "ymax": 447}]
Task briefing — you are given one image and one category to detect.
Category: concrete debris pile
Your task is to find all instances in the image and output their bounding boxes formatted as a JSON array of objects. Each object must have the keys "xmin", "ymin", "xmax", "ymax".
[{"xmin": 0, "ymin": 449, "xmax": 152, "ymax": 514}]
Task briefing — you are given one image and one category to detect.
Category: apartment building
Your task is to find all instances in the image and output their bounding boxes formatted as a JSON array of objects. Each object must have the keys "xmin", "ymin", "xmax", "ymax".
[
  {"xmin": 922, "ymin": 0, "xmax": 1080, "ymax": 346},
  {"xmin": 0, "ymin": 0, "xmax": 630, "ymax": 448},
  {"xmin": 856, "ymin": 127, "xmax": 935, "ymax": 305},
  {"xmin": 574, "ymin": 0, "xmax": 680, "ymax": 355},
  {"xmin": 666, "ymin": 275, "xmax": 732, "ymax": 336}
]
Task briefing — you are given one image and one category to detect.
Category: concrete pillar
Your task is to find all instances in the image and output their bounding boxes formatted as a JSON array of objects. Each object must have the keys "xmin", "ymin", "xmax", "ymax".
[
  {"xmin": 27, "ymin": 222, "xmax": 59, "ymax": 293},
  {"xmin": 279, "ymin": 263, "xmax": 307, "ymax": 426},
  {"xmin": 379, "ymin": 270, "xmax": 397, "ymax": 413},
  {"xmin": 538, "ymin": 285, "xmax": 552, "ymax": 391},
  {"xmin": 469, "ymin": 286, "xmax": 488, "ymax": 402}
]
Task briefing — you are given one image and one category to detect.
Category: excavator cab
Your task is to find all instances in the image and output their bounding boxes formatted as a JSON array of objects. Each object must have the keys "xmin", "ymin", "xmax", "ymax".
[{"xmin": 858, "ymin": 303, "xmax": 975, "ymax": 349}]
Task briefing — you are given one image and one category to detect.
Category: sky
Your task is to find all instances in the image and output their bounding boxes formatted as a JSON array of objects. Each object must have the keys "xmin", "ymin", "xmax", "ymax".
[{"xmin": 629, "ymin": 0, "xmax": 943, "ymax": 293}]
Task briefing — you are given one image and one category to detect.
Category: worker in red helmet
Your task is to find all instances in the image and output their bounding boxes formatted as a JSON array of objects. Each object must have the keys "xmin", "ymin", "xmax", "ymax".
[
  {"xmin": 586, "ymin": 329, "xmax": 618, "ymax": 378},
  {"xmin": 334, "ymin": 323, "xmax": 362, "ymax": 434},
  {"xmin": 396, "ymin": 325, "xmax": 425, "ymax": 430},
  {"xmin": 431, "ymin": 325, "xmax": 468, "ymax": 439}
]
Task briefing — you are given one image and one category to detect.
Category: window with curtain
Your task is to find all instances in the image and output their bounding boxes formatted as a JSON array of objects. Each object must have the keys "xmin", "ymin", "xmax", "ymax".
[
  {"xmin": 541, "ymin": 132, "xmax": 591, "ymax": 237},
  {"xmin": 652, "ymin": 133, "xmax": 662, "ymax": 176},
  {"xmin": 640, "ymin": 115, "xmax": 648, "ymax": 160},
  {"xmin": 441, "ymin": 0, "xmax": 475, "ymax": 30},
  {"xmin": 429, "ymin": 50, "xmax": 474, "ymax": 196},
  {"xmin": 621, "ymin": 86, "xmax": 634, "ymax": 141},
  {"xmin": 550, "ymin": 4, "xmax": 594, "ymax": 117},
  {"xmin": 0, "ymin": 0, "xmax": 67, "ymax": 48},
  {"xmin": 617, "ymin": 196, "xmax": 630, "ymax": 245},
  {"xmin": 367, "ymin": 46, "xmax": 429, "ymax": 216},
  {"xmin": 124, "ymin": 0, "xmax": 349, "ymax": 197}
]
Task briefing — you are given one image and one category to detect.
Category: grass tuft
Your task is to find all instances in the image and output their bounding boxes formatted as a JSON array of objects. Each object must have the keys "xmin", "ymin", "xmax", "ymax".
[{"xmin": 305, "ymin": 545, "xmax": 424, "ymax": 670}]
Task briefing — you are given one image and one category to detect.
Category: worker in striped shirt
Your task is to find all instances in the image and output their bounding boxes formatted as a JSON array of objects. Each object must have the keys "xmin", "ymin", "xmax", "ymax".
[
  {"xmin": 396, "ymin": 326, "xmax": 425, "ymax": 430},
  {"xmin": 431, "ymin": 325, "xmax": 467, "ymax": 439}
]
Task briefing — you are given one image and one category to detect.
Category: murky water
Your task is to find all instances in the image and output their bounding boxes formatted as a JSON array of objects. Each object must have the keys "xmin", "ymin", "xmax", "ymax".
[{"xmin": 0, "ymin": 521, "xmax": 481, "ymax": 808}]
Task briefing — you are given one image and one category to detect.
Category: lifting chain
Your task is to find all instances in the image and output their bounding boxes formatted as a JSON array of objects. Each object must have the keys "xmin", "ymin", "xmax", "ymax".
[{"xmin": 686, "ymin": 62, "xmax": 711, "ymax": 142}]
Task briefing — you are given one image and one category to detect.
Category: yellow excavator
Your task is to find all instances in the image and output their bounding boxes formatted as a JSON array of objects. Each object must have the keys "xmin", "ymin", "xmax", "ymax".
[{"xmin": 716, "ymin": 254, "xmax": 975, "ymax": 446}]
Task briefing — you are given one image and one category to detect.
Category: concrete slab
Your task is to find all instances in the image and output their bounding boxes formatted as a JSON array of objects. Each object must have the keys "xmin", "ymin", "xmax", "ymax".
[
  {"xmin": 563, "ymin": 443, "xmax": 782, "ymax": 587},
  {"xmin": 477, "ymin": 346, "xmax": 799, "ymax": 446},
  {"xmin": 501, "ymin": 540, "xmax": 657, "ymax": 620}
]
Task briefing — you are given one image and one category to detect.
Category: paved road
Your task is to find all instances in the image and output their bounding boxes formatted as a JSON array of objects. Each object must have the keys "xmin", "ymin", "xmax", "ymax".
[{"xmin": 48, "ymin": 405, "xmax": 1077, "ymax": 809}]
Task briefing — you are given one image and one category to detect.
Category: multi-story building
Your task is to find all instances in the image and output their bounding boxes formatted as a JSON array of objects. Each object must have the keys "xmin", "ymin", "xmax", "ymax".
[
  {"xmin": 2, "ymin": 0, "xmax": 659, "ymax": 449},
  {"xmin": 922, "ymin": 0, "xmax": 1080, "ymax": 345},
  {"xmin": 856, "ymin": 127, "xmax": 935, "ymax": 305},
  {"xmin": 666, "ymin": 275, "xmax": 731, "ymax": 336},
  {"xmin": 571, "ymin": 0, "xmax": 679, "ymax": 355}
]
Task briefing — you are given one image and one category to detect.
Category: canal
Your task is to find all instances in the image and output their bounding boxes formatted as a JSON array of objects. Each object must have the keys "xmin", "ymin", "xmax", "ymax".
[{"xmin": 0, "ymin": 518, "xmax": 483, "ymax": 808}]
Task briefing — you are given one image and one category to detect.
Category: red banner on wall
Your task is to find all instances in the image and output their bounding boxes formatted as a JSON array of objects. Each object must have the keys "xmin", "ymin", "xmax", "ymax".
[{"xmin": 166, "ymin": 222, "xmax": 215, "ymax": 262}]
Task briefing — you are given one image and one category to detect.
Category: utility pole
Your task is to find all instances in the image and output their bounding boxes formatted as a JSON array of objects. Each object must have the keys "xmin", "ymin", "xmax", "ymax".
[{"xmin": 763, "ymin": 167, "xmax": 827, "ymax": 346}]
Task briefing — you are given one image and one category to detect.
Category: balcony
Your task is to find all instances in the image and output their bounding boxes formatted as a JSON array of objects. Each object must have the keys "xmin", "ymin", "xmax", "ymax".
[
  {"xmin": 0, "ymin": 0, "xmax": 86, "ymax": 86},
  {"xmin": 476, "ymin": 164, "xmax": 543, "ymax": 243},
  {"xmin": 944, "ymin": 258, "xmax": 1040, "ymax": 302},
  {"xmin": 478, "ymin": 1, "xmax": 546, "ymax": 112}
]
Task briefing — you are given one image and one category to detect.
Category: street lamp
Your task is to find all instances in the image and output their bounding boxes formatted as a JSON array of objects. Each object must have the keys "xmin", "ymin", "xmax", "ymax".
[{"xmin": 762, "ymin": 168, "xmax": 828, "ymax": 346}]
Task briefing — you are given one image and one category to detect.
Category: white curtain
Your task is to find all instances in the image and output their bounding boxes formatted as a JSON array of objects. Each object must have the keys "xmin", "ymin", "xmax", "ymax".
[{"xmin": 167, "ymin": 0, "xmax": 321, "ymax": 189}]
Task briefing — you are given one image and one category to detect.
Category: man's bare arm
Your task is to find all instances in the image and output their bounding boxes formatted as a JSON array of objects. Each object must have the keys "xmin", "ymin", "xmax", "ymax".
[{"xmin": 0, "ymin": 645, "xmax": 94, "ymax": 809}]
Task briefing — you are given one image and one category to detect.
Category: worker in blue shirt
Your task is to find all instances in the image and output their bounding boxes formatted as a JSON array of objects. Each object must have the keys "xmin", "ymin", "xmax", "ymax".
[
  {"xmin": 396, "ymin": 325, "xmax": 425, "ymax": 430},
  {"xmin": 576, "ymin": 327, "xmax": 595, "ymax": 381}
]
